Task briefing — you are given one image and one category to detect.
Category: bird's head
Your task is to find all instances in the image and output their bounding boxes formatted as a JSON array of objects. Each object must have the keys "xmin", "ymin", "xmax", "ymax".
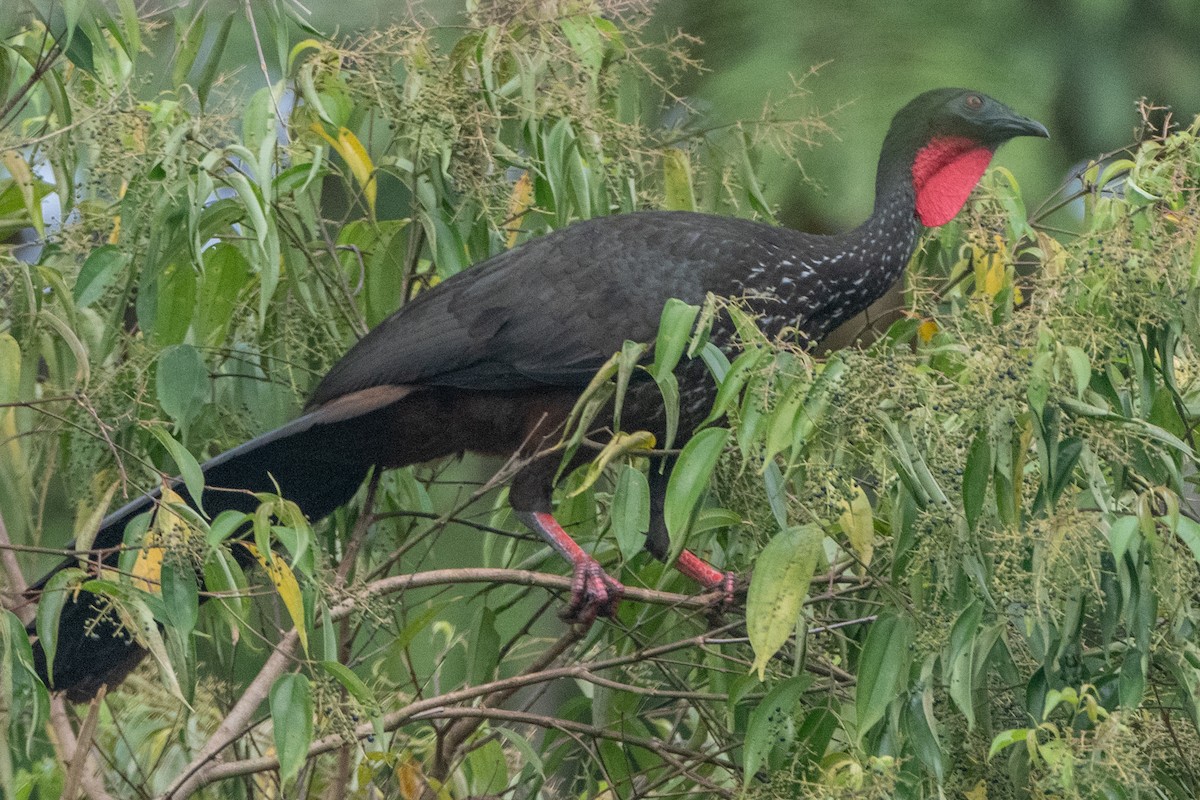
[{"xmin": 878, "ymin": 88, "xmax": 1050, "ymax": 226}]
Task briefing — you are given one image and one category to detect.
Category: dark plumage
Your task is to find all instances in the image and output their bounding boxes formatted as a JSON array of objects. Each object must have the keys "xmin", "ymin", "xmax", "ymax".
[{"xmin": 28, "ymin": 88, "xmax": 1048, "ymax": 700}]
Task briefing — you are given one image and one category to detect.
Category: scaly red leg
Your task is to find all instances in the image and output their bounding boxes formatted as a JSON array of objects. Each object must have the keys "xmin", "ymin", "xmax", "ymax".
[
  {"xmin": 517, "ymin": 511, "xmax": 624, "ymax": 623},
  {"xmin": 675, "ymin": 549, "xmax": 738, "ymax": 610}
]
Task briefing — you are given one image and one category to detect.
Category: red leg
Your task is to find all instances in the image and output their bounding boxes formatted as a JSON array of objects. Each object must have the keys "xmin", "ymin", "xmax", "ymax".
[
  {"xmin": 676, "ymin": 549, "xmax": 737, "ymax": 610},
  {"xmin": 517, "ymin": 511, "xmax": 624, "ymax": 623},
  {"xmin": 647, "ymin": 458, "xmax": 736, "ymax": 610}
]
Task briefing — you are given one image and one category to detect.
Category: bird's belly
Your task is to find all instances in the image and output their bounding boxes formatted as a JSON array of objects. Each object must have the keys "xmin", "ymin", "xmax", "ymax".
[{"xmin": 366, "ymin": 387, "xmax": 580, "ymax": 467}]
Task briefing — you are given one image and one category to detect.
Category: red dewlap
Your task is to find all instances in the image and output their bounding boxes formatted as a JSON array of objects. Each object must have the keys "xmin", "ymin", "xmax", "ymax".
[{"xmin": 912, "ymin": 136, "xmax": 994, "ymax": 226}]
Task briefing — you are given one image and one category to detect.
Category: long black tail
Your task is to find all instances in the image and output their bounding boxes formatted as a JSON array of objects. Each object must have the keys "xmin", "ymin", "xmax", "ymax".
[{"xmin": 28, "ymin": 391, "xmax": 408, "ymax": 700}]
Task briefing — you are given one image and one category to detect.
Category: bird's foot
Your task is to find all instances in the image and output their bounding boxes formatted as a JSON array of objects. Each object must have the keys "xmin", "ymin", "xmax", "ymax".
[
  {"xmin": 561, "ymin": 556, "xmax": 624, "ymax": 625},
  {"xmin": 676, "ymin": 549, "xmax": 740, "ymax": 614},
  {"xmin": 708, "ymin": 569, "xmax": 739, "ymax": 615}
]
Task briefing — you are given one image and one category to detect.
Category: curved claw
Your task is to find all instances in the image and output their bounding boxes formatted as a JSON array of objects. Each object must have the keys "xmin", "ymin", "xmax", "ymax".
[
  {"xmin": 710, "ymin": 570, "xmax": 738, "ymax": 615},
  {"xmin": 561, "ymin": 557, "xmax": 624, "ymax": 624}
]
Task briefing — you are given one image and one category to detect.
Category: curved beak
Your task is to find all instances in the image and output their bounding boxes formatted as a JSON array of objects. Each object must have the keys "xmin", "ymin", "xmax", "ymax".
[{"xmin": 993, "ymin": 113, "xmax": 1051, "ymax": 141}]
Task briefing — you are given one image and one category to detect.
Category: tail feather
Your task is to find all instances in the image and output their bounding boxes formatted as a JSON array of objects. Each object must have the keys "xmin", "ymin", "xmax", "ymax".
[{"xmin": 28, "ymin": 388, "xmax": 411, "ymax": 698}]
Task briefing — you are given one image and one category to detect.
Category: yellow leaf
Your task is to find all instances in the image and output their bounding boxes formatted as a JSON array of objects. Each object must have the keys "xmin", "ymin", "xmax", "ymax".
[
  {"xmin": 310, "ymin": 124, "xmax": 376, "ymax": 216},
  {"xmin": 983, "ymin": 255, "xmax": 1004, "ymax": 296},
  {"xmin": 131, "ymin": 545, "xmax": 164, "ymax": 594},
  {"xmin": 976, "ymin": 234, "xmax": 1012, "ymax": 299},
  {"xmin": 916, "ymin": 319, "xmax": 938, "ymax": 344},
  {"xmin": 838, "ymin": 483, "xmax": 874, "ymax": 567},
  {"xmin": 2, "ymin": 150, "xmax": 42, "ymax": 237},
  {"xmin": 108, "ymin": 179, "xmax": 128, "ymax": 244},
  {"xmin": 964, "ymin": 780, "xmax": 989, "ymax": 800},
  {"xmin": 243, "ymin": 542, "xmax": 309, "ymax": 654},
  {"xmin": 395, "ymin": 753, "xmax": 427, "ymax": 800},
  {"xmin": 132, "ymin": 486, "xmax": 192, "ymax": 593},
  {"xmin": 337, "ymin": 128, "xmax": 377, "ymax": 215},
  {"xmin": 155, "ymin": 485, "xmax": 193, "ymax": 546},
  {"xmin": 0, "ymin": 334, "xmax": 25, "ymax": 489},
  {"xmin": 505, "ymin": 172, "xmax": 533, "ymax": 248}
]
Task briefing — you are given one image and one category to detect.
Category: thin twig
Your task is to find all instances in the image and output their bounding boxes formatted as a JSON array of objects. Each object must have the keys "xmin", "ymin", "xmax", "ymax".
[
  {"xmin": 49, "ymin": 691, "xmax": 117, "ymax": 800},
  {"xmin": 0, "ymin": 508, "xmax": 30, "ymax": 623},
  {"xmin": 162, "ymin": 569, "xmax": 723, "ymax": 797},
  {"xmin": 166, "ymin": 627, "xmax": 736, "ymax": 797}
]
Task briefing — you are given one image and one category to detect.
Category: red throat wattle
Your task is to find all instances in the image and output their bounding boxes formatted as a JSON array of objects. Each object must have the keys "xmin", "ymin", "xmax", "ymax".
[{"xmin": 911, "ymin": 136, "xmax": 994, "ymax": 226}]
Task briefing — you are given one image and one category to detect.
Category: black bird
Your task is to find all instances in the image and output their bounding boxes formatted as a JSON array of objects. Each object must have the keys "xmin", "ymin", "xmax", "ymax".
[{"xmin": 28, "ymin": 88, "xmax": 1048, "ymax": 700}]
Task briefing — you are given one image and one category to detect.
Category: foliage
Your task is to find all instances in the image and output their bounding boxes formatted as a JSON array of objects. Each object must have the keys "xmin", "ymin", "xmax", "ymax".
[{"xmin": 2, "ymin": 2, "xmax": 1200, "ymax": 800}]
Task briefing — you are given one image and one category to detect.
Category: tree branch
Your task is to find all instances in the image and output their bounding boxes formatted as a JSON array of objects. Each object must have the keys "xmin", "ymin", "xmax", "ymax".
[{"xmin": 162, "ymin": 570, "xmax": 726, "ymax": 798}]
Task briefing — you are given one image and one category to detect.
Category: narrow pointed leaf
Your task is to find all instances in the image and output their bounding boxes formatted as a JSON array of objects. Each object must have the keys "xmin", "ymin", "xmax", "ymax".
[
  {"xmin": 34, "ymin": 568, "xmax": 87, "ymax": 686},
  {"xmin": 855, "ymin": 613, "xmax": 914, "ymax": 743},
  {"xmin": 611, "ymin": 464, "xmax": 650, "ymax": 560},
  {"xmin": 270, "ymin": 673, "xmax": 313, "ymax": 783},
  {"xmin": 664, "ymin": 427, "xmax": 728, "ymax": 560}
]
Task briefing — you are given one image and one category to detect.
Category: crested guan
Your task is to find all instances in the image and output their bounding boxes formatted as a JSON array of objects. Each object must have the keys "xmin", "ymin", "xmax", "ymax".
[{"xmin": 27, "ymin": 88, "xmax": 1048, "ymax": 700}]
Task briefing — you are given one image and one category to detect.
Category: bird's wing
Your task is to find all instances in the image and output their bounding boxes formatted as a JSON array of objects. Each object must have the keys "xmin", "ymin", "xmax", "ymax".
[{"xmin": 308, "ymin": 213, "xmax": 733, "ymax": 406}]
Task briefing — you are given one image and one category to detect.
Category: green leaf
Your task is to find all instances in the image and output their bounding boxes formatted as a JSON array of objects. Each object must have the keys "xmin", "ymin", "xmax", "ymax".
[
  {"xmin": 160, "ymin": 561, "xmax": 199, "ymax": 636},
  {"xmin": 1108, "ymin": 516, "xmax": 1139, "ymax": 563},
  {"xmin": 655, "ymin": 371, "xmax": 681, "ymax": 452},
  {"xmin": 651, "ymin": 299, "xmax": 700, "ymax": 381},
  {"xmin": 146, "ymin": 426, "xmax": 206, "ymax": 517},
  {"xmin": 320, "ymin": 660, "xmax": 377, "ymax": 709},
  {"xmin": 171, "ymin": 9, "xmax": 207, "ymax": 88},
  {"xmin": 34, "ymin": 568, "xmax": 87, "ymax": 686},
  {"xmin": 156, "ymin": 344, "xmax": 208, "ymax": 430},
  {"xmin": 1119, "ymin": 652, "xmax": 1146, "ymax": 708},
  {"xmin": 664, "ymin": 427, "xmax": 729, "ymax": 560},
  {"xmin": 963, "ymin": 429, "xmax": 990, "ymax": 532},
  {"xmin": 85, "ymin": 579, "xmax": 184, "ymax": 701},
  {"xmin": 463, "ymin": 738, "xmax": 509, "ymax": 797},
  {"xmin": 663, "ymin": 147, "xmax": 696, "ymax": 211},
  {"xmin": 467, "ymin": 608, "xmax": 500, "ymax": 687},
  {"xmin": 270, "ymin": 673, "xmax": 313, "ymax": 784},
  {"xmin": 73, "ymin": 245, "xmax": 128, "ymax": 307},
  {"xmin": 988, "ymin": 727, "xmax": 1030, "ymax": 761},
  {"xmin": 494, "ymin": 727, "xmax": 545, "ymax": 779},
  {"xmin": 746, "ymin": 524, "xmax": 823, "ymax": 680},
  {"xmin": 1168, "ymin": 514, "xmax": 1200, "ymax": 567},
  {"xmin": 611, "ymin": 465, "xmax": 650, "ymax": 561},
  {"xmin": 946, "ymin": 599, "xmax": 983, "ymax": 728},
  {"xmin": 838, "ymin": 483, "xmax": 874, "ymax": 566},
  {"xmin": 196, "ymin": 244, "xmax": 250, "ymax": 346},
  {"xmin": 243, "ymin": 85, "xmax": 279, "ymax": 157},
  {"xmin": 196, "ymin": 12, "xmax": 235, "ymax": 108},
  {"xmin": 611, "ymin": 339, "xmax": 647, "ymax": 432},
  {"xmin": 153, "ymin": 259, "xmax": 197, "ymax": 345},
  {"xmin": 206, "ymin": 510, "xmax": 249, "ymax": 547},
  {"xmin": 1062, "ymin": 345, "xmax": 1091, "ymax": 398},
  {"xmin": 762, "ymin": 461, "xmax": 789, "ymax": 531},
  {"xmin": 855, "ymin": 613, "xmax": 914, "ymax": 743},
  {"xmin": 701, "ymin": 346, "xmax": 766, "ymax": 427},
  {"xmin": 0, "ymin": 333, "xmax": 18, "ymax": 406},
  {"xmin": 902, "ymin": 685, "xmax": 945, "ymax": 781},
  {"xmin": 558, "ymin": 14, "xmax": 604, "ymax": 76},
  {"xmin": 743, "ymin": 675, "xmax": 812, "ymax": 785},
  {"xmin": 203, "ymin": 549, "xmax": 250, "ymax": 633}
]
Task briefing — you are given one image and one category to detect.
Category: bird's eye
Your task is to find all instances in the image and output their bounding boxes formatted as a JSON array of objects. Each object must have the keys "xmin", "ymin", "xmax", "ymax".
[{"xmin": 965, "ymin": 94, "xmax": 984, "ymax": 111}]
